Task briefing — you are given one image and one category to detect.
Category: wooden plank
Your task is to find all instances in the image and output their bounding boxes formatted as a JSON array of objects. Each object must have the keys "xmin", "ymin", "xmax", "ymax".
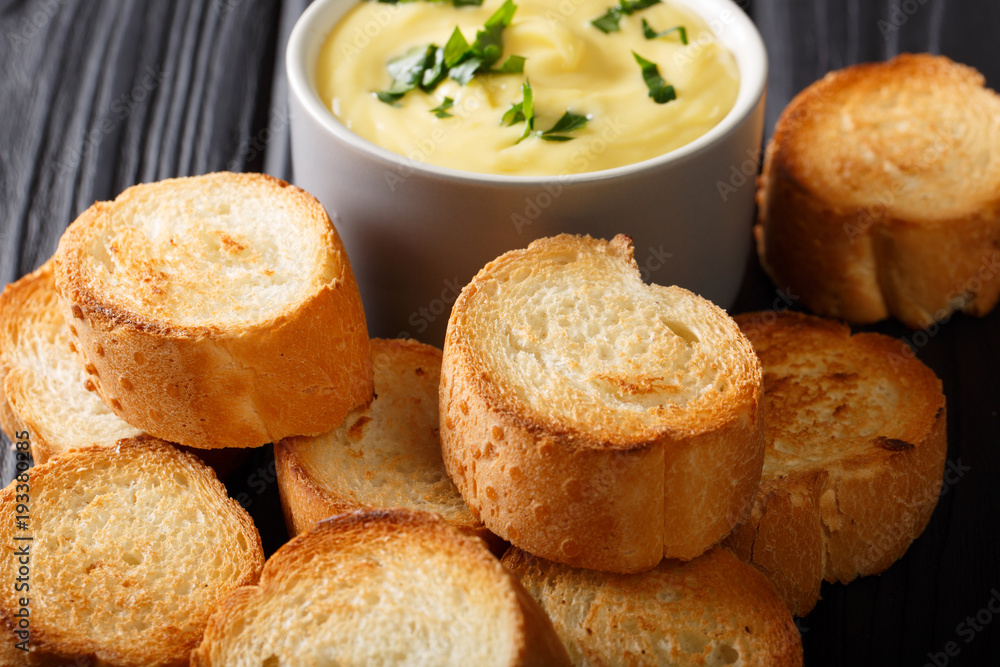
[{"xmin": 0, "ymin": 1, "xmax": 997, "ymax": 664}]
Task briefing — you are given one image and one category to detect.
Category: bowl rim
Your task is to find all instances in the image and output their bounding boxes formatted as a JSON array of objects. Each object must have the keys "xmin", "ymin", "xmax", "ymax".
[{"xmin": 286, "ymin": 0, "xmax": 768, "ymax": 185}]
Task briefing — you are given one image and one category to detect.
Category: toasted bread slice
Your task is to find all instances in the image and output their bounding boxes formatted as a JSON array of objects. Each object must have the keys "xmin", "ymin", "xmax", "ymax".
[
  {"xmin": 725, "ymin": 311, "xmax": 947, "ymax": 616},
  {"xmin": 0, "ymin": 260, "xmax": 141, "ymax": 463},
  {"xmin": 0, "ymin": 437, "xmax": 264, "ymax": 666},
  {"xmin": 54, "ymin": 172, "xmax": 373, "ymax": 449},
  {"xmin": 502, "ymin": 546, "xmax": 803, "ymax": 667},
  {"xmin": 755, "ymin": 53, "xmax": 1000, "ymax": 328},
  {"xmin": 275, "ymin": 338, "xmax": 496, "ymax": 543},
  {"xmin": 0, "ymin": 260, "xmax": 249, "ymax": 477},
  {"xmin": 440, "ymin": 234, "xmax": 764, "ymax": 572},
  {"xmin": 191, "ymin": 508, "xmax": 571, "ymax": 666}
]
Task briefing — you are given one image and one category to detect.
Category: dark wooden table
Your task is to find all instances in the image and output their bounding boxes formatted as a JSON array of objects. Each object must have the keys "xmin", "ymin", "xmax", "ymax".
[{"xmin": 1, "ymin": 1, "xmax": 997, "ymax": 664}]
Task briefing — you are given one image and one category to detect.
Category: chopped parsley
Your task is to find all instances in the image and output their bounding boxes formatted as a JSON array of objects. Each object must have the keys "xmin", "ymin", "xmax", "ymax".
[
  {"xmin": 591, "ymin": 0, "xmax": 661, "ymax": 34},
  {"xmin": 641, "ymin": 19, "xmax": 688, "ymax": 43},
  {"xmin": 503, "ymin": 80, "xmax": 588, "ymax": 143},
  {"xmin": 429, "ymin": 96, "xmax": 456, "ymax": 117},
  {"xmin": 376, "ymin": 0, "xmax": 524, "ymax": 104},
  {"xmin": 633, "ymin": 51, "xmax": 676, "ymax": 104}
]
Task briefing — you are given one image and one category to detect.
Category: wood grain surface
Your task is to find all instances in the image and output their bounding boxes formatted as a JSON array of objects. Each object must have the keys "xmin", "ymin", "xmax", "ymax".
[{"xmin": 0, "ymin": 1, "xmax": 997, "ymax": 665}]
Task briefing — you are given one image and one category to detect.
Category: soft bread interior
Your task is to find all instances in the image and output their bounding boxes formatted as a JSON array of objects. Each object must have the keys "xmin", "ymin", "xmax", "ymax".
[
  {"xmin": 0, "ymin": 440, "xmax": 262, "ymax": 663},
  {"xmin": 197, "ymin": 513, "xmax": 521, "ymax": 666},
  {"xmin": 739, "ymin": 312, "xmax": 942, "ymax": 479},
  {"xmin": 503, "ymin": 546, "xmax": 801, "ymax": 667},
  {"xmin": 0, "ymin": 262, "xmax": 141, "ymax": 459},
  {"xmin": 288, "ymin": 339, "xmax": 476, "ymax": 526},
  {"xmin": 75, "ymin": 174, "xmax": 329, "ymax": 327},
  {"xmin": 462, "ymin": 234, "xmax": 754, "ymax": 443}
]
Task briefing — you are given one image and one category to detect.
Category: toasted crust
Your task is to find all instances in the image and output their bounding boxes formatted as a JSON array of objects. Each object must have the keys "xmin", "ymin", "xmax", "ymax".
[
  {"xmin": 756, "ymin": 53, "xmax": 1000, "ymax": 328},
  {"xmin": 502, "ymin": 546, "xmax": 802, "ymax": 667},
  {"xmin": 0, "ymin": 258, "xmax": 251, "ymax": 477},
  {"xmin": 441, "ymin": 234, "xmax": 764, "ymax": 572},
  {"xmin": 725, "ymin": 311, "xmax": 947, "ymax": 616},
  {"xmin": 191, "ymin": 509, "xmax": 570, "ymax": 666},
  {"xmin": 275, "ymin": 338, "xmax": 499, "ymax": 549},
  {"xmin": 53, "ymin": 173, "xmax": 373, "ymax": 449},
  {"xmin": 0, "ymin": 260, "xmax": 143, "ymax": 463},
  {"xmin": 0, "ymin": 438, "xmax": 264, "ymax": 666}
]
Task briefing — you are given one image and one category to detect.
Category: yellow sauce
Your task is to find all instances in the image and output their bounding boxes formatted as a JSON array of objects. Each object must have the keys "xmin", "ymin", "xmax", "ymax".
[{"xmin": 317, "ymin": 0, "xmax": 740, "ymax": 176}]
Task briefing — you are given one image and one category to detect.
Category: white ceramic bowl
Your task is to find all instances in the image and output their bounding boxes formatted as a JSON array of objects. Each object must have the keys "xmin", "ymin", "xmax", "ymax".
[{"xmin": 287, "ymin": 0, "xmax": 767, "ymax": 343}]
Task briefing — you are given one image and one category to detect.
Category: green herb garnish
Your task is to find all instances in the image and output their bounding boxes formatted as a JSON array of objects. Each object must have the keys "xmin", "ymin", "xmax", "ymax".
[
  {"xmin": 541, "ymin": 110, "xmax": 589, "ymax": 141},
  {"xmin": 591, "ymin": 0, "xmax": 660, "ymax": 34},
  {"xmin": 429, "ymin": 96, "xmax": 456, "ymax": 118},
  {"xmin": 641, "ymin": 18, "xmax": 687, "ymax": 43},
  {"xmin": 375, "ymin": 44, "xmax": 444, "ymax": 105},
  {"xmin": 504, "ymin": 80, "xmax": 535, "ymax": 142},
  {"xmin": 492, "ymin": 54, "xmax": 526, "ymax": 73},
  {"xmin": 503, "ymin": 80, "xmax": 588, "ymax": 143},
  {"xmin": 376, "ymin": 0, "xmax": 524, "ymax": 104},
  {"xmin": 444, "ymin": 27, "xmax": 471, "ymax": 67},
  {"xmin": 633, "ymin": 51, "xmax": 676, "ymax": 104}
]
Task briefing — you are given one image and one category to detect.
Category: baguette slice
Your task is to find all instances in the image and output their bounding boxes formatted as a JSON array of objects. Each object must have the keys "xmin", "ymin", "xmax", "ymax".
[
  {"xmin": 191, "ymin": 508, "xmax": 571, "ymax": 666},
  {"xmin": 54, "ymin": 172, "xmax": 373, "ymax": 449},
  {"xmin": 0, "ymin": 260, "xmax": 142, "ymax": 463},
  {"xmin": 725, "ymin": 311, "xmax": 947, "ymax": 616},
  {"xmin": 0, "ymin": 437, "xmax": 265, "ymax": 666},
  {"xmin": 275, "ymin": 338, "xmax": 497, "ymax": 547},
  {"xmin": 441, "ymin": 234, "xmax": 764, "ymax": 572},
  {"xmin": 0, "ymin": 260, "xmax": 248, "ymax": 478},
  {"xmin": 502, "ymin": 546, "xmax": 803, "ymax": 667},
  {"xmin": 755, "ymin": 53, "xmax": 1000, "ymax": 328}
]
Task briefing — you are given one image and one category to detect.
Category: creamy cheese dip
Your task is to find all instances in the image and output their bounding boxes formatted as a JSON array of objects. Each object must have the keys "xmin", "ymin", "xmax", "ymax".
[{"xmin": 317, "ymin": 0, "xmax": 739, "ymax": 176}]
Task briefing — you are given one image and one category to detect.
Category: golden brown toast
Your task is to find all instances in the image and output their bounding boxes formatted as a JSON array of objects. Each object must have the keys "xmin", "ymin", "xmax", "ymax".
[
  {"xmin": 440, "ymin": 234, "xmax": 764, "ymax": 572},
  {"xmin": 502, "ymin": 546, "xmax": 803, "ymax": 667},
  {"xmin": 0, "ymin": 438, "xmax": 264, "ymax": 666},
  {"xmin": 756, "ymin": 53, "xmax": 1000, "ymax": 328},
  {"xmin": 725, "ymin": 311, "xmax": 947, "ymax": 616},
  {"xmin": 53, "ymin": 172, "xmax": 373, "ymax": 449},
  {"xmin": 0, "ymin": 260, "xmax": 141, "ymax": 463},
  {"xmin": 192, "ymin": 509, "xmax": 571, "ymax": 666},
  {"xmin": 275, "ymin": 338, "xmax": 496, "ymax": 547}
]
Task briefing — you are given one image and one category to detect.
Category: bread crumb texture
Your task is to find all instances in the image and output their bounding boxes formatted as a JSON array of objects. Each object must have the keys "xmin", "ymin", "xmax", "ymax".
[
  {"xmin": 727, "ymin": 311, "xmax": 946, "ymax": 616},
  {"xmin": 67, "ymin": 174, "xmax": 329, "ymax": 327},
  {"xmin": 52, "ymin": 172, "xmax": 373, "ymax": 448},
  {"xmin": 441, "ymin": 234, "xmax": 764, "ymax": 571},
  {"xmin": 0, "ymin": 260, "xmax": 141, "ymax": 463},
  {"xmin": 456, "ymin": 234, "xmax": 755, "ymax": 440},
  {"xmin": 277, "ymin": 338, "xmax": 485, "ymax": 535},
  {"xmin": 503, "ymin": 546, "xmax": 803, "ymax": 667},
  {"xmin": 192, "ymin": 509, "xmax": 570, "ymax": 666},
  {"xmin": 0, "ymin": 438, "xmax": 264, "ymax": 666}
]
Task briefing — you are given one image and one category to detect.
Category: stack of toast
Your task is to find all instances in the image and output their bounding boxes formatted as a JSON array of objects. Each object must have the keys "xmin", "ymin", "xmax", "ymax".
[
  {"xmin": 0, "ymin": 122, "xmax": 951, "ymax": 661},
  {"xmin": 0, "ymin": 172, "xmax": 568, "ymax": 665}
]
